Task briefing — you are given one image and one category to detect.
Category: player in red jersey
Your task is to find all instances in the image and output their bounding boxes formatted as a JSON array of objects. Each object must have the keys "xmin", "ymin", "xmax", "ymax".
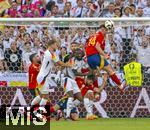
[
  {"xmin": 76, "ymin": 74, "xmax": 107, "ymax": 120},
  {"xmin": 85, "ymin": 24, "xmax": 126, "ymax": 93},
  {"xmin": 28, "ymin": 53, "xmax": 41, "ymax": 98}
]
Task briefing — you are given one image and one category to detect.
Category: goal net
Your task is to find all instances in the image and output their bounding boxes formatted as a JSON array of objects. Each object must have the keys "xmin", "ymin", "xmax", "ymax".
[{"xmin": 0, "ymin": 18, "xmax": 149, "ymax": 118}]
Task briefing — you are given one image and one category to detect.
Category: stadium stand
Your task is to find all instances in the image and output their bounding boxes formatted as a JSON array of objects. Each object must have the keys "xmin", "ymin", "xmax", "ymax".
[{"xmin": 0, "ymin": 0, "xmax": 150, "ymax": 18}]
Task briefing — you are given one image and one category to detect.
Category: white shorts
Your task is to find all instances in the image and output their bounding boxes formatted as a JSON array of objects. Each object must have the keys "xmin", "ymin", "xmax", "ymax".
[
  {"xmin": 63, "ymin": 77, "xmax": 81, "ymax": 94},
  {"xmin": 37, "ymin": 74, "xmax": 57, "ymax": 94}
]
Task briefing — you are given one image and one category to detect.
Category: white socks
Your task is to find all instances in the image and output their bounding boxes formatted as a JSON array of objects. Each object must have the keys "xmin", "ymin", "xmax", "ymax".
[
  {"xmin": 66, "ymin": 97, "xmax": 74, "ymax": 118},
  {"xmin": 31, "ymin": 95, "xmax": 42, "ymax": 106},
  {"xmin": 84, "ymin": 98, "xmax": 93, "ymax": 116},
  {"xmin": 39, "ymin": 98, "xmax": 48, "ymax": 107}
]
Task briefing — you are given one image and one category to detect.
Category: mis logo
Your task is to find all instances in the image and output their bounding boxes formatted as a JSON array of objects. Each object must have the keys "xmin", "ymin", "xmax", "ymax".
[{"xmin": 6, "ymin": 106, "xmax": 47, "ymax": 126}]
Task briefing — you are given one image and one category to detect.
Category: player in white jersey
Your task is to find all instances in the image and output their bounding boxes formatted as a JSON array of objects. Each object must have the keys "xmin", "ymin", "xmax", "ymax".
[
  {"xmin": 60, "ymin": 54, "xmax": 83, "ymax": 119},
  {"xmin": 31, "ymin": 39, "xmax": 72, "ymax": 109}
]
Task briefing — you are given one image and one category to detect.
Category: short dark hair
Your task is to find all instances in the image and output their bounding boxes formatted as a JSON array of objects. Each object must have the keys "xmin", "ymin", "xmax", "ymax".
[
  {"xmin": 87, "ymin": 74, "xmax": 95, "ymax": 81},
  {"xmin": 99, "ymin": 24, "xmax": 106, "ymax": 29},
  {"xmin": 24, "ymin": 42, "xmax": 31, "ymax": 45},
  {"xmin": 31, "ymin": 30, "xmax": 38, "ymax": 33},
  {"xmin": 23, "ymin": 33, "xmax": 30, "ymax": 37},
  {"xmin": 109, "ymin": 2, "xmax": 115, "ymax": 5},
  {"xmin": 47, "ymin": 39, "xmax": 57, "ymax": 47},
  {"xmin": 64, "ymin": 54, "xmax": 71, "ymax": 63},
  {"xmin": 130, "ymin": 4, "xmax": 136, "ymax": 8},
  {"xmin": 29, "ymin": 53, "xmax": 37, "ymax": 63},
  {"xmin": 65, "ymin": 2, "xmax": 71, "ymax": 6}
]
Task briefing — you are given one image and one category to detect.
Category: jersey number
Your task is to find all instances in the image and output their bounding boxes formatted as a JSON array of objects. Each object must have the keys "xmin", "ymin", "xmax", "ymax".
[{"xmin": 88, "ymin": 36, "xmax": 96, "ymax": 46}]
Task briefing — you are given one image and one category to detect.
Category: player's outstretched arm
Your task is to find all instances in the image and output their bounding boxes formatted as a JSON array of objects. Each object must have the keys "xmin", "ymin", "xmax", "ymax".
[
  {"xmin": 72, "ymin": 69, "xmax": 89, "ymax": 76},
  {"xmin": 56, "ymin": 61, "xmax": 72, "ymax": 68}
]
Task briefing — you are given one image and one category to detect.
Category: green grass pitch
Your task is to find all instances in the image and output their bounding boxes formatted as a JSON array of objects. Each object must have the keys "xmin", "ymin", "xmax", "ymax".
[
  {"xmin": 1, "ymin": 118, "xmax": 150, "ymax": 130},
  {"xmin": 51, "ymin": 118, "xmax": 150, "ymax": 130}
]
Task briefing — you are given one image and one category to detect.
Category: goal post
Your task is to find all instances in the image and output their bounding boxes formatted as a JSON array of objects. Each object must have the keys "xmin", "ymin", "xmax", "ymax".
[
  {"xmin": 0, "ymin": 17, "xmax": 150, "ymax": 27},
  {"xmin": 0, "ymin": 17, "xmax": 150, "ymax": 22},
  {"xmin": 0, "ymin": 18, "xmax": 149, "ymax": 119}
]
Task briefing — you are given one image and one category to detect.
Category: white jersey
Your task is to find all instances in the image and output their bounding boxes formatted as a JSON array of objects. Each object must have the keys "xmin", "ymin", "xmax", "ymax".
[
  {"xmin": 73, "ymin": 59, "xmax": 89, "ymax": 73},
  {"xmin": 38, "ymin": 50, "xmax": 59, "ymax": 78}
]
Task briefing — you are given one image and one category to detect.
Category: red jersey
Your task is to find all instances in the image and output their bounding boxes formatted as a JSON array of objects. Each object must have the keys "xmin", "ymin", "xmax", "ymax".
[
  {"xmin": 28, "ymin": 63, "xmax": 40, "ymax": 89},
  {"xmin": 76, "ymin": 77, "xmax": 99, "ymax": 96},
  {"xmin": 85, "ymin": 31, "xmax": 105, "ymax": 57}
]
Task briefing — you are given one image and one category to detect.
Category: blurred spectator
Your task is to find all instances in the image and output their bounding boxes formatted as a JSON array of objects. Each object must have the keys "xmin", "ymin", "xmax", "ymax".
[
  {"xmin": 1, "ymin": 0, "xmax": 150, "ymax": 18},
  {"xmin": 103, "ymin": 2, "xmax": 115, "ymax": 17},
  {"xmin": 63, "ymin": 2, "xmax": 72, "ymax": 17},
  {"xmin": 72, "ymin": 0, "xmax": 88, "ymax": 17},
  {"xmin": 59, "ymin": 46, "xmax": 68, "ymax": 61},
  {"xmin": 20, "ymin": 5, "xmax": 29, "ymax": 17},
  {"xmin": 47, "ymin": 5, "xmax": 59, "ymax": 17},
  {"xmin": 4, "ymin": 41, "xmax": 22, "ymax": 72},
  {"xmin": 53, "ymin": 0, "xmax": 65, "ymax": 15},
  {"xmin": 22, "ymin": 42, "xmax": 34, "ymax": 72},
  {"xmin": 143, "ymin": 0, "xmax": 150, "ymax": 17},
  {"xmin": 122, "ymin": 6, "xmax": 132, "ymax": 17},
  {"xmin": 129, "ymin": 4, "xmax": 136, "ymax": 17},
  {"xmin": 114, "ymin": 7, "xmax": 122, "ymax": 17},
  {"xmin": 136, "ymin": 37, "xmax": 150, "ymax": 67},
  {"xmin": 0, "ymin": 60, "xmax": 7, "ymax": 73},
  {"xmin": 145, "ymin": 26, "xmax": 150, "ymax": 36},
  {"xmin": 136, "ymin": 7, "xmax": 144, "ymax": 17},
  {"xmin": 115, "ymin": 0, "xmax": 124, "ymax": 8},
  {"xmin": 71, "ymin": 29, "xmax": 87, "ymax": 45},
  {"xmin": 3, "ymin": 27, "xmax": 14, "ymax": 51},
  {"xmin": 8, "ymin": 1, "xmax": 20, "ymax": 17},
  {"xmin": 0, "ymin": 22, "xmax": 149, "ymax": 76},
  {"xmin": 138, "ymin": 0, "xmax": 147, "ymax": 8},
  {"xmin": 110, "ymin": 43, "xmax": 119, "ymax": 60},
  {"xmin": 133, "ymin": 27, "xmax": 145, "ymax": 47}
]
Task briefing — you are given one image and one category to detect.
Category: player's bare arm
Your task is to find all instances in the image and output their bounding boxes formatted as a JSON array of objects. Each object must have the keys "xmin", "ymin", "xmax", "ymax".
[
  {"xmin": 56, "ymin": 61, "xmax": 72, "ymax": 68},
  {"xmin": 72, "ymin": 69, "xmax": 92, "ymax": 76}
]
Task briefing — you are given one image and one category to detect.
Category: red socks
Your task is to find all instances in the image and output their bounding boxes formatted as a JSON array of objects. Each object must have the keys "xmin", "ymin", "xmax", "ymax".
[
  {"xmin": 110, "ymin": 73, "xmax": 121, "ymax": 86},
  {"xmin": 50, "ymin": 107, "xmax": 55, "ymax": 113}
]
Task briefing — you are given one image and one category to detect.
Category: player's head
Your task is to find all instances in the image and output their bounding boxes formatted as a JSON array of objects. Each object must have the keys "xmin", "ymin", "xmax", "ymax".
[
  {"xmin": 71, "ymin": 42, "xmax": 78, "ymax": 52},
  {"xmin": 70, "ymin": 113, "xmax": 79, "ymax": 121},
  {"xmin": 29, "ymin": 53, "xmax": 41, "ymax": 64},
  {"xmin": 99, "ymin": 24, "xmax": 108, "ymax": 35},
  {"xmin": 86, "ymin": 74, "xmax": 95, "ymax": 85},
  {"xmin": 100, "ymin": 20, "xmax": 114, "ymax": 34},
  {"xmin": 47, "ymin": 39, "xmax": 58, "ymax": 51},
  {"xmin": 75, "ymin": 48, "xmax": 84, "ymax": 61}
]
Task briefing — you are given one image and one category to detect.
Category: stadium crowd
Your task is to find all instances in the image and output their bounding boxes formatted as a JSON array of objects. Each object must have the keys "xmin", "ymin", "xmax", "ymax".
[
  {"xmin": 0, "ymin": 24, "xmax": 149, "ymax": 75},
  {"xmin": 0, "ymin": 0, "xmax": 150, "ymax": 18}
]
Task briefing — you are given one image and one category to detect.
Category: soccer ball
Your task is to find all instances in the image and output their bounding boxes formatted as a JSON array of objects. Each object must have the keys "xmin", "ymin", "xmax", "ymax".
[{"xmin": 105, "ymin": 20, "xmax": 114, "ymax": 29}]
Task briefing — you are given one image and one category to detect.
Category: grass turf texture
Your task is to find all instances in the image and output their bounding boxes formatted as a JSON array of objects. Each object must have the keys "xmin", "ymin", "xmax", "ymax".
[{"xmin": 50, "ymin": 118, "xmax": 150, "ymax": 130}]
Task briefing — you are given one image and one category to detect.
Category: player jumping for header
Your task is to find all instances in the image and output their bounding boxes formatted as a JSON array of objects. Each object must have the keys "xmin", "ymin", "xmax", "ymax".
[{"xmin": 85, "ymin": 22, "xmax": 126, "ymax": 93}]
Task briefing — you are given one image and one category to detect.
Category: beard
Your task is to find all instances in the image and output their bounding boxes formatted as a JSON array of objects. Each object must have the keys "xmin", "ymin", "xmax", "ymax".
[{"xmin": 37, "ymin": 60, "xmax": 41, "ymax": 64}]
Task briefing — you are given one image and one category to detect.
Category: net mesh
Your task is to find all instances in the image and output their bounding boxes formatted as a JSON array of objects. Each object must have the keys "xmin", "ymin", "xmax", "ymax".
[
  {"xmin": 0, "ymin": 19, "xmax": 149, "ymax": 118},
  {"xmin": 0, "ymin": 19, "xmax": 149, "ymax": 72}
]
